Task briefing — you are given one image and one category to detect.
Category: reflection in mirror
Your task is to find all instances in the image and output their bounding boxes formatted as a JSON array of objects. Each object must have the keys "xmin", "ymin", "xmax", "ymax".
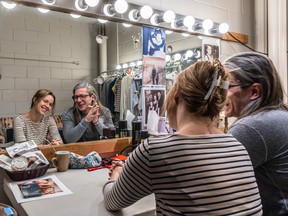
[
  {"xmin": 0, "ymin": 3, "xmax": 202, "ymax": 126},
  {"xmin": 105, "ymin": 22, "xmax": 202, "ymax": 74}
]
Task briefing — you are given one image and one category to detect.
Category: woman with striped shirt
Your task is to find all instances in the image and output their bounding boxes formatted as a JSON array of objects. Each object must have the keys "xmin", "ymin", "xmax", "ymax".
[
  {"xmin": 103, "ymin": 60, "xmax": 262, "ymax": 215},
  {"xmin": 14, "ymin": 89, "xmax": 62, "ymax": 145}
]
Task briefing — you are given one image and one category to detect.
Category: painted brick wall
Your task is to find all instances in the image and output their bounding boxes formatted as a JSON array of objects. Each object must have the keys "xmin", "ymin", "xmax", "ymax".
[{"xmin": 0, "ymin": 5, "xmax": 99, "ymax": 117}]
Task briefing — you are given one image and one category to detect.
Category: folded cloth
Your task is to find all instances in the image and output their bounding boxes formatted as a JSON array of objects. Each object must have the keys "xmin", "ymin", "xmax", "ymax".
[{"xmin": 69, "ymin": 151, "xmax": 102, "ymax": 169}]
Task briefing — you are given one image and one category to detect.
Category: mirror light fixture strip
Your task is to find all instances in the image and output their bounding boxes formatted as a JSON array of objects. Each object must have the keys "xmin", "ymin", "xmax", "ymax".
[{"xmin": 10, "ymin": 0, "xmax": 227, "ymax": 40}]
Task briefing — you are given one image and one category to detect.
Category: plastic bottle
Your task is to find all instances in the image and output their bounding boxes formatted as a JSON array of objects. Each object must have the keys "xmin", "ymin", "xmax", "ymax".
[{"xmin": 132, "ymin": 121, "xmax": 142, "ymax": 150}]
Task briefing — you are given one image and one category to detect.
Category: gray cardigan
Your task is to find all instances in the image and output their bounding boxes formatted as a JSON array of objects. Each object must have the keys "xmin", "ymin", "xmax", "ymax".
[
  {"xmin": 62, "ymin": 106, "xmax": 114, "ymax": 143},
  {"xmin": 229, "ymin": 109, "xmax": 288, "ymax": 215}
]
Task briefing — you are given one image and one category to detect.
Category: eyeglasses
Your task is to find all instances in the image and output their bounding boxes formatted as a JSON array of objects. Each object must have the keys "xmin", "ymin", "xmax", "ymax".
[
  {"xmin": 72, "ymin": 94, "xmax": 90, "ymax": 100},
  {"xmin": 228, "ymin": 84, "xmax": 242, "ymax": 89}
]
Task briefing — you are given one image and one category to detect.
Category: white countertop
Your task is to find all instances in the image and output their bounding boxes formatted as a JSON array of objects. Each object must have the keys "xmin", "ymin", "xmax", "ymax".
[{"xmin": 4, "ymin": 168, "xmax": 156, "ymax": 216}]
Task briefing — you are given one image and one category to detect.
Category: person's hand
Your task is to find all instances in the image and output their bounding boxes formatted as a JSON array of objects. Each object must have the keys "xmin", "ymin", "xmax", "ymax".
[
  {"xmin": 109, "ymin": 160, "xmax": 124, "ymax": 180},
  {"xmin": 50, "ymin": 139, "xmax": 61, "ymax": 145},
  {"xmin": 0, "ymin": 135, "xmax": 5, "ymax": 144},
  {"xmin": 85, "ymin": 103, "xmax": 100, "ymax": 123}
]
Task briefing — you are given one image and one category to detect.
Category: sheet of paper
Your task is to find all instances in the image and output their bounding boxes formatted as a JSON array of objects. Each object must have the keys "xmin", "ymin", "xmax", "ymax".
[{"xmin": 8, "ymin": 175, "xmax": 73, "ymax": 203}]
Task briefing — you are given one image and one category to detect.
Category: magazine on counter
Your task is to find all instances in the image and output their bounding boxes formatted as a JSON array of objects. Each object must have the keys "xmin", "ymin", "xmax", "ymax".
[
  {"xmin": 8, "ymin": 175, "xmax": 73, "ymax": 203},
  {"xmin": 0, "ymin": 141, "xmax": 49, "ymax": 171},
  {"xmin": 6, "ymin": 140, "xmax": 39, "ymax": 158}
]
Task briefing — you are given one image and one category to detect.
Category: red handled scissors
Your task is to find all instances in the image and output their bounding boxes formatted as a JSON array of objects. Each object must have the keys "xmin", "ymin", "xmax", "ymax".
[{"xmin": 87, "ymin": 165, "xmax": 112, "ymax": 172}]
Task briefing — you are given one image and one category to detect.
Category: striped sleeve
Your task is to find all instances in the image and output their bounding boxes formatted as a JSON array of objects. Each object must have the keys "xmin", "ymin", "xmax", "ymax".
[
  {"xmin": 103, "ymin": 139, "xmax": 152, "ymax": 210},
  {"xmin": 13, "ymin": 115, "xmax": 27, "ymax": 143}
]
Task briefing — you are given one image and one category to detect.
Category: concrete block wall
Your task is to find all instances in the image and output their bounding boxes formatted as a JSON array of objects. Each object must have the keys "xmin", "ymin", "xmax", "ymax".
[{"xmin": 0, "ymin": 5, "xmax": 99, "ymax": 117}]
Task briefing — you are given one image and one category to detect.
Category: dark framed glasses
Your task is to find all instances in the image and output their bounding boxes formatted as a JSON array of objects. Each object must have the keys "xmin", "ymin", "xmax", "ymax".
[
  {"xmin": 228, "ymin": 84, "xmax": 242, "ymax": 89},
  {"xmin": 72, "ymin": 94, "xmax": 90, "ymax": 100}
]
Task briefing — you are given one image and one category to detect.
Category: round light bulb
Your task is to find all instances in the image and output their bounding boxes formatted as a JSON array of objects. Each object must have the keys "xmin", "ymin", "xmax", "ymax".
[
  {"xmin": 150, "ymin": 14, "xmax": 159, "ymax": 26},
  {"xmin": 136, "ymin": 60, "xmax": 142, "ymax": 66},
  {"xmin": 122, "ymin": 23, "xmax": 132, "ymax": 27},
  {"xmin": 38, "ymin": 8, "xmax": 50, "ymax": 13},
  {"xmin": 130, "ymin": 62, "xmax": 136, "ymax": 67},
  {"xmin": 203, "ymin": 19, "xmax": 213, "ymax": 30},
  {"xmin": 103, "ymin": 4, "xmax": 115, "ymax": 17},
  {"xmin": 163, "ymin": 10, "xmax": 175, "ymax": 23},
  {"xmin": 185, "ymin": 50, "xmax": 193, "ymax": 58},
  {"xmin": 195, "ymin": 50, "xmax": 201, "ymax": 58},
  {"xmin": 128, "ymin": 9, "xmax": 140, "ymax": 22},
  {"xmin": 173, "ymin": 53, "xmax": 181, "ymax": 61},
  {"xmin": 84, "ymin": 0, "xmax": 99, "ymax": 7},
  {"xmin": 98, "ymin": 19, "xmax": 108, "ymax": 24},
  {"xmin": 204, "ymin": 29, "xmax": 210, "ymax": 35},
  {"xmin": 219, "ymin": 23, "xmax": 229, "ymax": 33},
  {"xmin": 116, "ymin": 65, "xmax": 122, "ymax": 70},
  {"xmin": 70, "ymin": 13, "xmax": 81, "ymax": 18},
  {"xmin": 114, "ymin": 0, "xmax": 128, "ymax": 14},
  {"xmin": 41, "ymin": 0, "xmax": 56, "ymax": 5},
  {"xmin": 75, "ymin": 0, "xmax": 88, "ymax": 11},
  {"xmin": 140, "ymin": 5, "xmax": 153, "ymax": 19},
  {"xmin": 165, "ymin": 30, "xmax": 173, "ymax": 34},
  {"xmin": 170, "ymin": 21, "xmax": 177, "ymax": 29},
  {"xmin": 1, "ymin": 1, "xmax": 16, "ymax": 9},
  {"xmin": 183, "ymin": 16, "xmax": 195, "ymax": 28},
  {"xmin": 122, "ymin": 63, "xmax": 128, "ymax": 68},
  {"xmin": 165, "ymin": 55, "xmax": 171, "ymax": 62}
]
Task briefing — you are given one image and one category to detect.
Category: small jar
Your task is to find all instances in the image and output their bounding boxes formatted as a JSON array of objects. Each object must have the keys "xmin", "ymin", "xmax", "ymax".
[
  {"xmin": 11, "ymin": 156, "xmax": 28, "ymax": 171},
  {"xmin": 118, "ymin": 120, "xmax": 128, "ymax": 138}
]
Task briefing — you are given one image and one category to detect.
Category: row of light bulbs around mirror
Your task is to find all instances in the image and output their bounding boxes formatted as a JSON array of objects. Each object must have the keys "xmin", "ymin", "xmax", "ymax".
[
  {"xmin": 115, "ymin": 49, "xmax": 201, "ymax": 70},
  {"xmin": 1, "ymin": 0, "xmax": 229, "ymax": 36}
]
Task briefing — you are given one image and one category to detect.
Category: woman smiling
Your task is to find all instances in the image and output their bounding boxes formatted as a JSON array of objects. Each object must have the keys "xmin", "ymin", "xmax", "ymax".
[{"xmin": 13, "ymin": 89, "xmax": 62, "ymax": 145}]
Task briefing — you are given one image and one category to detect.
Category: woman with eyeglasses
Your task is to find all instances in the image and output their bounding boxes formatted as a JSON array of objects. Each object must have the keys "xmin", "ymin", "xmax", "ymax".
[
  {"xmin": 224, "ymin": 52, "xmax": 288, "ymax": 215},
  {"xmin": 62, "ymin": 81, "xmax": 114, "ymax": 143},
  {"xmin": 13, "ymin": 89, "xmax": 62, "ymax": 145}
]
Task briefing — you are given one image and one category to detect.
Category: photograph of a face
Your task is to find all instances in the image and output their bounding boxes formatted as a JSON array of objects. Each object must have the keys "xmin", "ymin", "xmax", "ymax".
[
  {"xmin": 202, "ymin": 37, "xmax": 220, "ymax": 62},
  {"xmin": 203, "ymin": 44, "xmax": 219, "ymax": 61},
  {"xmin": 142, "ymin": 87, "xmax": 166, "ymax": 130},
  {"xmin": 142, "ymin": 27, "xmax": 166, "ymax": 58}
]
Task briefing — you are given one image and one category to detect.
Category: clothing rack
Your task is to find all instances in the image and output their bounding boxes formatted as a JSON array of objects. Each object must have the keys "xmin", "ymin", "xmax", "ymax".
[
  {"xmin": 93, "ymin": 66, "xmax": 143, "ymax": 85},
  {"xmin": 166, "ymin": 65, "xmax": 182, "ymax": 74},
  {"xmin": 100, "ymin": 65, "xmax": 143, "ymax": 75}
]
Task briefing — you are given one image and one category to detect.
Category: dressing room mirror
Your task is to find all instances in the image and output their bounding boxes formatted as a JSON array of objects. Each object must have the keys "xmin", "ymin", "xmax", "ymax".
[
  {"xmin": 0, "ymin": 3, "xmax": 202, "ymax": 118},
  {"xmin": 3, "ymin": 3, "xmax": 202, "ymax": 74}
]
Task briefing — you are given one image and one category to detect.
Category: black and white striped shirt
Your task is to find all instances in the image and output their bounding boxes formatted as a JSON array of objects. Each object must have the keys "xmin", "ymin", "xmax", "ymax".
[
  {"xmin": 14, "ymin": 115, "xmax": 62, "ymax": 144},
  {"xmin": 103, "ymin": 134, "xmax": 262, "ymax": 215}
]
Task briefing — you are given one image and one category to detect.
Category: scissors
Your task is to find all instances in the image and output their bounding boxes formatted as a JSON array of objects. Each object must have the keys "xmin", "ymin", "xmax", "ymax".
[
  {"xmin": 87, "ymin": 158, "xmax": 112, "ymax": 172},
  {"xmin": 87, "ymin": 165, "xmax": 112, "ymax": 172}
]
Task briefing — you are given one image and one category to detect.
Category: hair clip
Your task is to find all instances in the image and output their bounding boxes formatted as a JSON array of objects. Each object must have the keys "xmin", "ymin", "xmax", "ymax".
[{"xmin": 204, "ymin": 69, "xmax": 218, "ymax": 100}]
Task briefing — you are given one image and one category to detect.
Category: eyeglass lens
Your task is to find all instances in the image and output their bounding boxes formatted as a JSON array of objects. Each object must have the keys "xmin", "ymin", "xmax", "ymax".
[{"xmin": 72, "ymin": 94, "xmax": 89, "ymax": 100}]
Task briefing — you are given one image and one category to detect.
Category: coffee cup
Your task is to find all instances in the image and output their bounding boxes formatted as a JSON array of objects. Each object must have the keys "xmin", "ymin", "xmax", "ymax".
[{"xmin": 51, "ymin": 151, "xmax": 70, "ymax": 172}]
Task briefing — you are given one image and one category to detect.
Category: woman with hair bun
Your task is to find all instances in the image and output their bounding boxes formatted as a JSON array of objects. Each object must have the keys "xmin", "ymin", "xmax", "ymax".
[{"xmin": 103, "ymin": 60, "xmax": 262, "ymax": 215}]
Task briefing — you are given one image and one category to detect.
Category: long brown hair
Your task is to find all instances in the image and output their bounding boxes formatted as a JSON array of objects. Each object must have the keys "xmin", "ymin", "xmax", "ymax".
[{"xmin": 31, "ymin": 89, "xmax": 56, "ymax": 114}]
